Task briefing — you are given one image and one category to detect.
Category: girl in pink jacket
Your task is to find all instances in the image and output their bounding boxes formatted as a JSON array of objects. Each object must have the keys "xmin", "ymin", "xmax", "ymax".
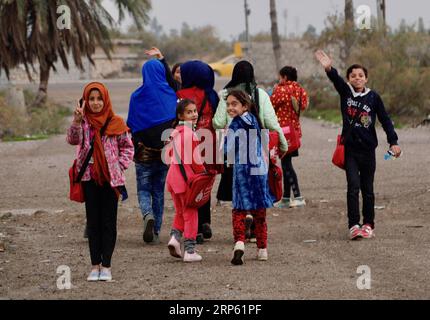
[
  {"xmin": 166, "ymin": 99, "xmax": 206, "ymax": 262},
  {"xmin": 67, "ymin": 82, "xmax": 134, "ymax": 281}
]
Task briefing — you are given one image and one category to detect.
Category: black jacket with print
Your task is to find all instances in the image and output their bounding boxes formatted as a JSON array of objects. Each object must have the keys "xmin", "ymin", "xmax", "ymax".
[{"xmin": 326, "ymin": 67, "xmax": 398, "ymax": 153}]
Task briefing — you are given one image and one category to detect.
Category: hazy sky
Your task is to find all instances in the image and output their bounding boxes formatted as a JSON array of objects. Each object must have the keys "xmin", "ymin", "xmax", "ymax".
[{"xmin": 105, "ymin": 0, "xmax": 430, "ymax": 40}]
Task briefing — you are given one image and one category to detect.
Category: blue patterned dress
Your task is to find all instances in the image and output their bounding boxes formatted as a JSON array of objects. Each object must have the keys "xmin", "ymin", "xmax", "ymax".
[{"xmin": 225, "ymin": 112, "xmax": 273, "ymax": 210}]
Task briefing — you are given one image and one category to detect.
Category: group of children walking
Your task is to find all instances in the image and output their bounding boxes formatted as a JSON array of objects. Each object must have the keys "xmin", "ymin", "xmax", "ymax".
[{"xmin": 67, "ymin": 48, "xmax": 402, "ymax": 281}]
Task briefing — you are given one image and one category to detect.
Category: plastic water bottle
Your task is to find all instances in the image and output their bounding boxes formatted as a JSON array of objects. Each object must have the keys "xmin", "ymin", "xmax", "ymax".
[
  {"xmin": 384, "ymin": 150, "xmax": 403, "ymax": 160},
  {"xmin": 384, "ymin": 150, "xmax": 395, "ymax": 160}
]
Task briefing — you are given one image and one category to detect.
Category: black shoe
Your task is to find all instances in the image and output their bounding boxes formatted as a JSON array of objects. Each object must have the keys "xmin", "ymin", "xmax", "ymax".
[
  {"xmin": 196, "ymin": 233, "xmax": 204, "ymax": 244},
  {"xmin": 201, "ymin": 223, "xmax": 212, "ymax": 239},
  {"xmin": 143, "ymin": 214, "xmax": 155, "ymax": 243},
  {"xmin": 83, "ymin": 225, "xmax": 88, "ymax": 239}
]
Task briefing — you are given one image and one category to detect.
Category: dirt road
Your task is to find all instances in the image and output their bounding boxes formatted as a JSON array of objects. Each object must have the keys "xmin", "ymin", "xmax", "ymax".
[{"xmin": 0, "ymin": 81, "xmax": 429, "ymax": 299}]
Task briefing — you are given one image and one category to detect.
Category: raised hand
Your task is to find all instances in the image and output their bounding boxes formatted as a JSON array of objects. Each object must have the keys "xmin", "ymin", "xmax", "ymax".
[
  {"xmin": 73, "ymin": 100, "xmax": 84, "ymax": 124},
  {"xmin": 315, "ymin": 50, "xmax": 333, "ymax": 72},
  {"xmin": 145, "ymin": 47, "xmax": 164, "ymax": 59}
]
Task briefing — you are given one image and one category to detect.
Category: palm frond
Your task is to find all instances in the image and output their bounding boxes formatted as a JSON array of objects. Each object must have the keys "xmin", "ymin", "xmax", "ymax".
[{"xmin": 0, "ymin": 0, "xmax": 151, "ymax": 81}]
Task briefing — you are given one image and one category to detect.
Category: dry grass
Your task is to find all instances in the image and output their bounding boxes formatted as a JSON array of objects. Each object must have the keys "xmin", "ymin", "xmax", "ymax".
[{"xmin": 0, "ymin": 90, "xmax": 71, "ymax": 141}]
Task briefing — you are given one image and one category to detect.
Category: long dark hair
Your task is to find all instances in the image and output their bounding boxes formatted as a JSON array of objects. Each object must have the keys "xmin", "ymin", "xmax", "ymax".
[
  {"xmin": 226, "ymin": 90, "xmax": 263, "ymax": 129},
  {"xmin": 225, "ymin": 61, "xmax": 255, "ymax": 90},
  {"xmin": 172, "ymin": 63, "xmax": 182, "ymax": 77},
  {"xmin": 172, "ymin": 98, "xmax": 195, "ymax": 128},
  {"xmin": 225, "ymin": 60, "xmax": 260, "ymax": 116}
]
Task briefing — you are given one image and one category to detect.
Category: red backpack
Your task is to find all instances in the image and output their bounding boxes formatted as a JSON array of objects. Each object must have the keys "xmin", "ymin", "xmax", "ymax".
[
  {"xmin": 268, "ymin": 161, "xmax": 283, "ymax": 202},
  {"xmin": 173, "ymin": 142, "xmax": 216, "ymax": 208},
  {"xmin": 268, "ymin": 131, "xmax": 283, "ymax": 202}
]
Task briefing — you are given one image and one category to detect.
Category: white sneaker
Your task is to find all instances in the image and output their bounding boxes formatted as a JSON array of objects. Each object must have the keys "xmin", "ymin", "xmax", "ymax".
[
  {"xmin": 99, "ymin": 268, "xmax": 112, "ymax": 281},
  {"xmin": 276, "ymin": 198, "xmax": 290, "ymax": 208},
  {"xmin": 87, "ymin": 269, "xmax": 100, "ymax": 282},
  {"xmin": 349, "ymin": 224, "xmax": 362, "ymax": 240},
  {"xmin": 167, "ymin": 236, "xmax": 182, "ymax": 258},
  {"xmin": 361, "ymin": 224, "xmax": 375, "ymax": 239},
  {"xmin": 231, "ymin": 241, "xmax": 245, "ymax": 265},
  {"xmin": 289, "ymin": 197, "xmax": 306, "ymax": 208},
  {"xmin": 183, "ymin": 251, "xmax": 202, "ymax": 262},
  {"xmin": 257, "ymin": 248, "xmax": 268, "ymax": 261}
]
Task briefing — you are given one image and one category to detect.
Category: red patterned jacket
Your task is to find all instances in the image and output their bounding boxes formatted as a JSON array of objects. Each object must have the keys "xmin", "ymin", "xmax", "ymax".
[{"xmin": 270, "ymin": 81, "xmax": 308, "ymax": 138}]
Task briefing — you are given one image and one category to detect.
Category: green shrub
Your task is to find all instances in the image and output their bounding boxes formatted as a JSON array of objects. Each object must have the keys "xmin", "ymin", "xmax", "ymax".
[{"xmin": 306, "ymin": 16, "xmax": 430, "ymax": 126}]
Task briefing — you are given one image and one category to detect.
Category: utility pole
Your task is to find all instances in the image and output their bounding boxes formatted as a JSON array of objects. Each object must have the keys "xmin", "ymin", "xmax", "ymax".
[
  {"xmin": 244, "ymin": 0, "xmax": 251, "ymax": 46},
  {"xmin": 376, "ymin": 0, "xmax": 386, "ymax": 32},
  {"xmin": 270, "ymin": 0, "xmax": 282, "ymax": 72}
]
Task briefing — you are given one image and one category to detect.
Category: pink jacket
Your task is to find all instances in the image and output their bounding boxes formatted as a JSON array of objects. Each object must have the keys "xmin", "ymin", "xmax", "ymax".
[
  {"xmin": 165, "ymin": 124, "xmax": 206, "ymax": 194},
  {"xmin": 67, "ymin": 118, "xmax": 134, "ymax": 187}
]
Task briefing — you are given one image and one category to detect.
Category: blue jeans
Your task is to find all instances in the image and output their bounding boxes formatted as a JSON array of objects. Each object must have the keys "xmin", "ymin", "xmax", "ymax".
[{"xmin": 135, "ymin": 161, "xmax": 168, "ymax": 234}]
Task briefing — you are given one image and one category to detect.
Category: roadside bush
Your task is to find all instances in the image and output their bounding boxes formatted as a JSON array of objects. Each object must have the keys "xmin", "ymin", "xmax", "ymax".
[{"xmin": 307, "ymin": 15, "xmax": 430, "ymax": 125}]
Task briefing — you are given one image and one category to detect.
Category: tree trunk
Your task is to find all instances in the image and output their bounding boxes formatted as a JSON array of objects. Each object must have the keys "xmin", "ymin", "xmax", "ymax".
[
  {"xmin": 269, "ymin": 0, "xmax": 282, "ymax": 72},
  {"xmin": 5, "ymin": 85, "xmax": 26, "ymax": 114},
  {"xmin": 343, "ymin": 0, "xmax": 354, "ymax": 64},
  {"xmin": 31, "ymin": 63, "xmax": 50, "ymax": 108}
]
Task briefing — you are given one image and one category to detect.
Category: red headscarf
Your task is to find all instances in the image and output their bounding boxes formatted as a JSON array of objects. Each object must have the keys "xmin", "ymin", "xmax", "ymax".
[{"xmin": 83, "ymin": 82, "xmax": 129, "ymax": 186}]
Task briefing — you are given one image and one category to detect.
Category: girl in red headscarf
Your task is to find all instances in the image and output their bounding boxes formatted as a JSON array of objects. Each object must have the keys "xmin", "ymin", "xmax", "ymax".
[{"xmin": 67, "ymin": 82, "xmax": 134, "ymax": 282}]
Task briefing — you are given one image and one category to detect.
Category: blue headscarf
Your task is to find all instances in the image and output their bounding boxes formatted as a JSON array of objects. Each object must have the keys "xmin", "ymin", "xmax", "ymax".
[
  {"xmin": 180, "ymin": 60, "xmax": 219, "ymax": 112},
  {"xmin": 127, "ymin": 59, "xmax": 177, "ymax": 134}
]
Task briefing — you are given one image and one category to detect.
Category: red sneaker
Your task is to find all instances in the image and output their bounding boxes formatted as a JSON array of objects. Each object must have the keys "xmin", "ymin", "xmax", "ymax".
[
  {"xmin": 349, "ymin": 225, "xmax": 362, "ymax": 240},
  {"xmin": 361, "ymin": 224, "xmax": 374, "ymax": 239}
]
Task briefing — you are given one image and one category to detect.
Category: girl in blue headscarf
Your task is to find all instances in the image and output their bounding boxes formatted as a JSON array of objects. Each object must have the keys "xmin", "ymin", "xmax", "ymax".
[
  {"xmin": 177, "ymin": 60, "xmax": 221, "ymax": 244},
  {"xmin": 127, "ymin": 59, "xmax": 177, "ymax": 245}
]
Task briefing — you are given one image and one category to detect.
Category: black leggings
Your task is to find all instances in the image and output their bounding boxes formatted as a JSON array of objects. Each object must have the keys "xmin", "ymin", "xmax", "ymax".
[
  {"xmin": 198, "ymin": 197, "xmax": 211, "ymax": 233},
  {"xmin": 281, "ymin": 155, "xmax": 301, "ymax": 198},
  {"xmin": 345, "ymin": 148, "xmax": 376, "ymax": 229},
  {"xmin": 216, "ymin": 166, "xmax": 233, "ymax": 201},
  {"xmin": 83, "ymin": 180, "xmax": 118, "ymax": 268}
]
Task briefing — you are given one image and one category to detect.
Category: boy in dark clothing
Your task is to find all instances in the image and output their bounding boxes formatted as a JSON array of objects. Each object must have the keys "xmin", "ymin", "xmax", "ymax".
[{"xmin": 315, "ymin": 50, "xmax": 402, "ymax": 240}]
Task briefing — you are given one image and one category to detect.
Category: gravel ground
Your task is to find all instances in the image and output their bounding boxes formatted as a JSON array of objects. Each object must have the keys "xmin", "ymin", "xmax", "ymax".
[{"xmin": 0, "ymin": 81, "xmax": 429, "ymax": 299}]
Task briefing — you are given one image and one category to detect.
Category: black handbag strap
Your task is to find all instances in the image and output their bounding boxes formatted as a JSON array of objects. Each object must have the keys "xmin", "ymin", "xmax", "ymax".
[
  {"xmin": 196, "ymin": 94, "xmax": 208, "ymax": 126},
  {"xmin": 172, "ymin": 140, "xmax": 188, "ymax": 183},
  {"xmin": 76, "ymin": 117, "xmax": 111, "ymax": 182}
]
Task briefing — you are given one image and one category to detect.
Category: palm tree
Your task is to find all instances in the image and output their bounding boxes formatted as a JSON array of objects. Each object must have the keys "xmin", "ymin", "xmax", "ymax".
[
  {"xmin": 0, "ymin": 0, "xmax": 151, "ymax": 108},
  {"xmin": 269, "ymin": 0, "xmax": 281, "ymax": 72}
]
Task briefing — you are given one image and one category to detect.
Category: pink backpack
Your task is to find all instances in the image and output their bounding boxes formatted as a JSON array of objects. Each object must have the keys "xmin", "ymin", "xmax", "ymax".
[{"xmin": 173, "ymin": 143, "xmax": 216, "ymax": 208}]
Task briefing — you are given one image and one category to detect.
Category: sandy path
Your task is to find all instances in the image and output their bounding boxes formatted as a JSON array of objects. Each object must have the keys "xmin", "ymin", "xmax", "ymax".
[{"xmin": 0, "ymin": 81, "xmax": 429, "ymax": 299}]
